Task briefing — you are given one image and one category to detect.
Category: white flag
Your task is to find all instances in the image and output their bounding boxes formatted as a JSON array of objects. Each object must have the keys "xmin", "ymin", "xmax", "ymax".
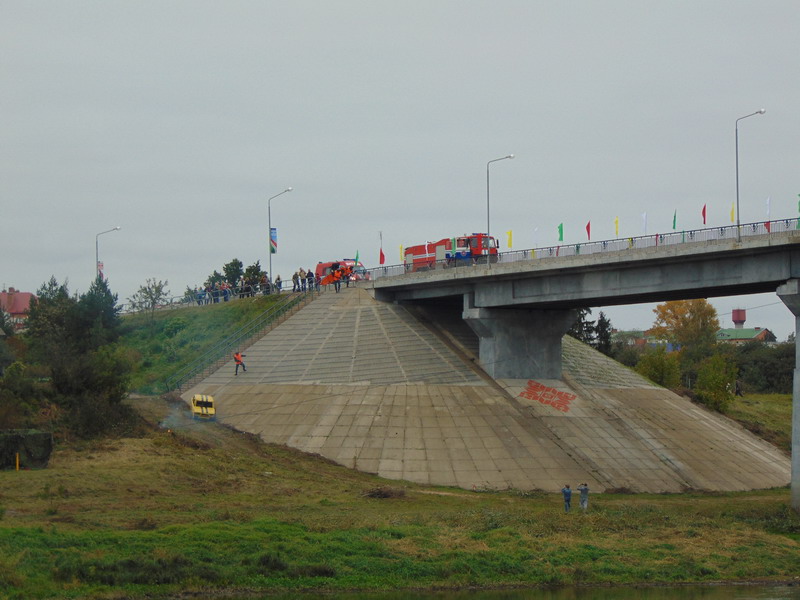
[{"xmin": 641, "ymin": 212, "xmax": 648, "ymax": 235}]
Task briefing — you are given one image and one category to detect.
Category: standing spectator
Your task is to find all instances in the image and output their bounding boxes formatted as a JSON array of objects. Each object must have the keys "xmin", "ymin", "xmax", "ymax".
[
  {"xmin": 275, "ymin": 275, "xmax": 282, "ymax": 293},
  {"xmin": 306, "ymin": 268, "xmax": 315, "ymax": 292},
  {"xmin": 561, "ymin": 484, "xmax": 572, "ymax": 513},
  {"xmin": 333, "ymin": 267, "xmax": 342, "ymax": 293},
  {"xmin": 315, "ymin": 272, "xmax": 321, "ymax": 292},
  {"xmin": 577, "ymin": 483, "xmax": 590, "ymax": 512},
  {"xmin": 292, "ymin": 271, "xmax": 300, "ymax": 292},
  {"xmin": 299, "ymin": 268, "xmax": 307, "ymax": 292}
]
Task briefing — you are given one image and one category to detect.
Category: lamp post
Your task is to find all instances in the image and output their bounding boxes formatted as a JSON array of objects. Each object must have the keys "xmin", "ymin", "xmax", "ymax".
[
  {"xmin": 95, "ymin": 226, "xmax": 121, "ymax": 279},
  {"xmin": 267, "ymin": 187, "xmax": 293, "ymax": 290},
  {"xmin": 735, "ymin": 109, "xmax": 765, "ymax": 241},
  {"xmin": 486, "ymin": 154, "xmax": 514, "ymax": 241}
]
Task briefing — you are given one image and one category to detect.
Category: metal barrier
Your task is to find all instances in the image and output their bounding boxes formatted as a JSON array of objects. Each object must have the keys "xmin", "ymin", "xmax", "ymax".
[
  {"xmin": 163, "ymin": 289, "xmax": 318, "ymax": 392},
  {"xmin": 366, "ymin": 219, "xmax": 799, "ymax": 280}
]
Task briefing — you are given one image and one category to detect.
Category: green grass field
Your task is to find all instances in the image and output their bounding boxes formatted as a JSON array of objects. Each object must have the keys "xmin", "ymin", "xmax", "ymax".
[{"xmin": 1, "ymin": 396, "xmax": 798, "ymax": 599}]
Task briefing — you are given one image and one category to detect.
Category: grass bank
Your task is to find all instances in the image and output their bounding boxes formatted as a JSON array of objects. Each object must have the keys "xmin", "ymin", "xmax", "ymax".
[
  {"xmin": 120, "ymin": 293, "xmax": 297, "ymax": 394},
  {"xmin": 1, "ymin": 396, "xmax": 798, "ymax": 599},
  {"xmin": 723, "ymin": 393, "xmax": 792, "ymax": 453}
]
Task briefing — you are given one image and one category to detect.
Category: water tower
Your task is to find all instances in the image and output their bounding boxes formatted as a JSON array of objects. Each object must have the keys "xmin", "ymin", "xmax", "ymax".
[{"xmin": 732, "ymin": 308, "xmax": 746, "ymax": 329}]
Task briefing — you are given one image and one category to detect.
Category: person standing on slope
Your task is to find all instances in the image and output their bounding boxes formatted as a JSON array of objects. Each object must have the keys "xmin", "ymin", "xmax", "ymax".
[{"xmin": 233, "ymin": 351, "xmax": 247, "ymax": 376}]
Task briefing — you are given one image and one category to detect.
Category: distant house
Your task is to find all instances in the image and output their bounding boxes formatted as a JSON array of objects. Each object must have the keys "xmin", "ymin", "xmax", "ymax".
[
  {"xmin": 716, "ymin": 327, "xmax": 777, "ymax": 345},
  {"xmin": 716, "ymin": 308, "xmax": 777, "ymax": 346},
  {"xmin": 0, "ymin": 287, "xmax": 35, "ymax": 332}
]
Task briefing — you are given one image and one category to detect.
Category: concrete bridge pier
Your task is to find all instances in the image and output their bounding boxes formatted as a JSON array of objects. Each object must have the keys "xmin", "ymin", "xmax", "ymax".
[
  {"xmin": 462, "ymin": 293, "xmax": 576, "ymax": 379},
  {"xmin": 776, "ymin": 279, "xmax": 800, "ymax": 512}
]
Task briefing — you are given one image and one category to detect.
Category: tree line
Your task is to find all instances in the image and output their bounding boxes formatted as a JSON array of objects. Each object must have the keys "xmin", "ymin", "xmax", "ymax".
[
  {"xmin": 569, "ymin": 300, "xmax": 794, "ymax": 411},
  {"xmin": 0, "ymin": 276, "xmax": 136, "ymax": 437}
]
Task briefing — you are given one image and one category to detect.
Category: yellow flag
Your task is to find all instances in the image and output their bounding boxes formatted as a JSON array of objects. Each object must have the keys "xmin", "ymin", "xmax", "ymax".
[
  {"xmin": 614, "ymin": 216, "xmax": 619, "ymax": 237},
  {"xmin": 730, "ymin": 203, "xmax": 735, "ymax": 223},
  {"xmin": 506, "ymin": 230, "xmax": 513, "ymax": 248},
  {"xmin": 399, "ymin": 245, "xmax": 403, "ymax": 261}
]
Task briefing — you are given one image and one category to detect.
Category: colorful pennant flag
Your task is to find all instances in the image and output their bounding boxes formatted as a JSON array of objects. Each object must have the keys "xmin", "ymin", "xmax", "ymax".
[
  {"xmin": 641, "ymin": 212, "xmax": 647, "ymax": 235},
  {"xmin": 379, "ymin": 248, "xmax": 385, "ymax": 265},
  {"xmin": 557, "ymin": 223, "xmax": 564, "ymax": 242},
  {"xmin": 730, "ymin": 203, "xmax": 735, "ymax": 223},
  {"xmin": 506, "ymin": 230, "xmax": 513, "ymax": 248},
  {"xmin": 400, "ymin": 245, "xmax": 403, "ymax": 261},
  {"xmin": 614, "ymin": 216, "xmax": 619, "ymax": 237},
  {"xmin": 585, "ymin": 221, "xmax": 591, "ymax": 240},
  {"xmin": 672, "ymin": 210, "xmax": 677, "ymax": 230},
  {"xmin": 270, "ymin": 227, "xmax": 277, "ymax": 254},
  {"xmin": 701, "ymin": 204, "xmax": 707, "ymax": 225}
]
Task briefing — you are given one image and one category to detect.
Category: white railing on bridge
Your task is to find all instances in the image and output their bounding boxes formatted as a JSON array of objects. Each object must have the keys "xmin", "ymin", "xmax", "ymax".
[{"xmin": 366, "ymin": 219, "xmax": 800, "ymax": 281}]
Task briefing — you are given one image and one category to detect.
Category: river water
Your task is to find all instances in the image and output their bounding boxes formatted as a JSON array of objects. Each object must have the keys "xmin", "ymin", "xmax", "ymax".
[{"xmin": 234, "ymin": 585, "xmax": 800, "ymax": 600}]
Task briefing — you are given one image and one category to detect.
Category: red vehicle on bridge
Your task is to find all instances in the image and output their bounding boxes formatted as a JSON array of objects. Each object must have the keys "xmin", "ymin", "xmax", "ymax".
[
  {"xmin": 315, "ymin": 259, "xmax": 370, "ymax": 283},
  {"xmin": 404, "ymin": 233, "xmax": 498, "ymax": 272}
]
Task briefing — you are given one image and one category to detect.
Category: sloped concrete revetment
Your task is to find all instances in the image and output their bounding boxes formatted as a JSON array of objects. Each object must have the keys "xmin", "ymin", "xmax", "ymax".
[{"xmin": 184, "ymin": 287, "xmax": 789, "ymax": 493}]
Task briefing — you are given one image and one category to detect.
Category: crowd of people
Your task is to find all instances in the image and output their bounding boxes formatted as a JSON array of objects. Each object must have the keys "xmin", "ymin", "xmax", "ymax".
[{"xmin": 188, "ymin": 267, "xmax": 329, "ymax": 305}]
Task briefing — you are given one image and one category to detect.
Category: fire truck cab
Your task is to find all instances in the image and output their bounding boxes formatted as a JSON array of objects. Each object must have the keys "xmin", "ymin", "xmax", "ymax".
[{"xmin": 404, "ymin": 233, "xmax": 498, "ymax": 272}]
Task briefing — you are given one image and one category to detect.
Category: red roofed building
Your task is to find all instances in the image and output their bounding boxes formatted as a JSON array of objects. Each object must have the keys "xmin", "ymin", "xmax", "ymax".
[{"xmin": 0, "ymin": 287, "xmax": 36, "ymax": 332}]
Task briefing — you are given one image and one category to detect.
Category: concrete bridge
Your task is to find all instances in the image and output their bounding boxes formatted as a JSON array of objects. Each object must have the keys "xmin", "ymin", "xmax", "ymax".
[
  {"xmin": 182, "ymin": 221, "xmax": 797, "ymax": 509},
  {"xmin": 366, "ymin": 222, "xmax": 800, "ymax": 510}
]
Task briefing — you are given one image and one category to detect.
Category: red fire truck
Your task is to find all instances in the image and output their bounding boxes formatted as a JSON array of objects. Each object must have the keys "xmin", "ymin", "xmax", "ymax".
[{"xmin": 404, "ymin": 233, "xmax": 498, "ymax": 272}]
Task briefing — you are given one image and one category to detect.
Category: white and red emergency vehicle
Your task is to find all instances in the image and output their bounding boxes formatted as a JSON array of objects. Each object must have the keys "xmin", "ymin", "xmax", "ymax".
[{"xmin": 404, "ymin": 233, "xmax": 498, "ymax": 272}]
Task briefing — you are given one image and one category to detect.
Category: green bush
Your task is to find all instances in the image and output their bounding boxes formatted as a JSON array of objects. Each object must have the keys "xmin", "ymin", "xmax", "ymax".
[
  {"xmin": 635, "ymin": 346, "xmax": 680, "ymax": 388},
  {"xmin": 694, "ymin": 354, "xmax": 737, "ymax": 411}
]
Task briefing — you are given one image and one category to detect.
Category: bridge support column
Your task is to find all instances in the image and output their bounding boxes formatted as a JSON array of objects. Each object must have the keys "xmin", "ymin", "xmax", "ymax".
[
  {"xmin": 777, "ymin": 280, "xmax": 800, "ymax": 513},
  {"xmin": 463, "ymin": 294, "xmax": 575, "ymax": 380},
  {"xmin": 777, "ymin": 279, "xmax": 800, "ymax": 513}
]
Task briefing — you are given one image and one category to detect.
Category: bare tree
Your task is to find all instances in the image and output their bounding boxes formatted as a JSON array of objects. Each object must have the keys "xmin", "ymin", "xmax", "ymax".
[{"xmin": 127, "ymin": 279, "xmax": 170, "ymax": 322}]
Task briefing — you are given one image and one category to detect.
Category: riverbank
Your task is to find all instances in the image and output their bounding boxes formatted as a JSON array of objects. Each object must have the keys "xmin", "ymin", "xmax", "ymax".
[{"xmin": 1, "ymin": 395, "xmax": 798, "ymax": 599}]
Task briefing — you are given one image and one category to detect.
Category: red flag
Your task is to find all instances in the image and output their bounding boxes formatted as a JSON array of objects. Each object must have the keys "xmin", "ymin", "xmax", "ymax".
[
  {"xmin": 379, "ymin": 247, "xmax": 385, "ymax": 265},
  {"xmin": 765, "ymin": 221, "xmax": 771, "ymax": 233},
  {"xmin": 586, "ymin": 221, "xmax": 591, "ymax": 240},
  {"xmin": 702, "ymin": 204, "xmax": 707, "ymax": 225}
]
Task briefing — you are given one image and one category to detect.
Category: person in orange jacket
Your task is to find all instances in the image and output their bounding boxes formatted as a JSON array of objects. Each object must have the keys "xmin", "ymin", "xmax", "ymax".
[{"xmin": 233, "ymin": 351, "xmax": 247, "ymax": 375}]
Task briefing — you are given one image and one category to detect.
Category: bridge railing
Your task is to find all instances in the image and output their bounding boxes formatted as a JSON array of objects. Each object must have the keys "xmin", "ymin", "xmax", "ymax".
[{"xmin": 366, "ymin": 218, "xmax": 799, "ymax": 280}]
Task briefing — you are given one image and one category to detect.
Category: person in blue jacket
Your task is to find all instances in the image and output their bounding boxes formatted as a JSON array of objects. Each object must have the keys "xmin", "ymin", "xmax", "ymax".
[{"xmin": 561, "ymin": 484, "xmax": 572, "ymax": 513}]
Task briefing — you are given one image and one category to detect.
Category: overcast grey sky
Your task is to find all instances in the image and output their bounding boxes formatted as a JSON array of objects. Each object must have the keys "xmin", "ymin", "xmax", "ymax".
[{"xmin": 2, "ymin": 1, "xmax": 798, "ymax": 338}]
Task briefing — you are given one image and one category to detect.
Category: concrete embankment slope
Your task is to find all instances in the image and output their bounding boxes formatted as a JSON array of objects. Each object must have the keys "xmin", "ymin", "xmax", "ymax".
[{"xmin": 184, "ymin": 287, "xmax": 789, "ymax": 493}]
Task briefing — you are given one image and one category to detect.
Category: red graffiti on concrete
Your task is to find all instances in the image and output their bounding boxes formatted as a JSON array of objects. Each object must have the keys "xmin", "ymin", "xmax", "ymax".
[{"xmin": 518, "ymin": 380, "xmax": 575, "ymax": 413}]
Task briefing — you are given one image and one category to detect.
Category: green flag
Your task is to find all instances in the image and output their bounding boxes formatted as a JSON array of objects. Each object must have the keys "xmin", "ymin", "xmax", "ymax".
[
  {"xmin": 557, "ymin": 223, "xmax": 564, "ymax": 242},
  {"xmin": 354, "ymin": 250, "xmax": 359, "ymax": 264},
  {"xmin": 672, "ymin": 210, "xmax": 677, "ymax": 230}
]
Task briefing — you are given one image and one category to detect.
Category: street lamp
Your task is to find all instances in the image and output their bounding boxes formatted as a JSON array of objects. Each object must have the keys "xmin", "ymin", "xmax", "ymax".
[
  {"xmin": 487, "ymin": 154, "xmax": 514, "ymax": 241},
  {"xmin": 95, "ymin": 226, "xmax": 121, "ymax": 279},
  {"xmin": 267, "ymin": 187, "xmax": 293, "ymax": 290},
  {"xmin": 735, "ymin": 109, "xmax": 765, "ymax": 241}
]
